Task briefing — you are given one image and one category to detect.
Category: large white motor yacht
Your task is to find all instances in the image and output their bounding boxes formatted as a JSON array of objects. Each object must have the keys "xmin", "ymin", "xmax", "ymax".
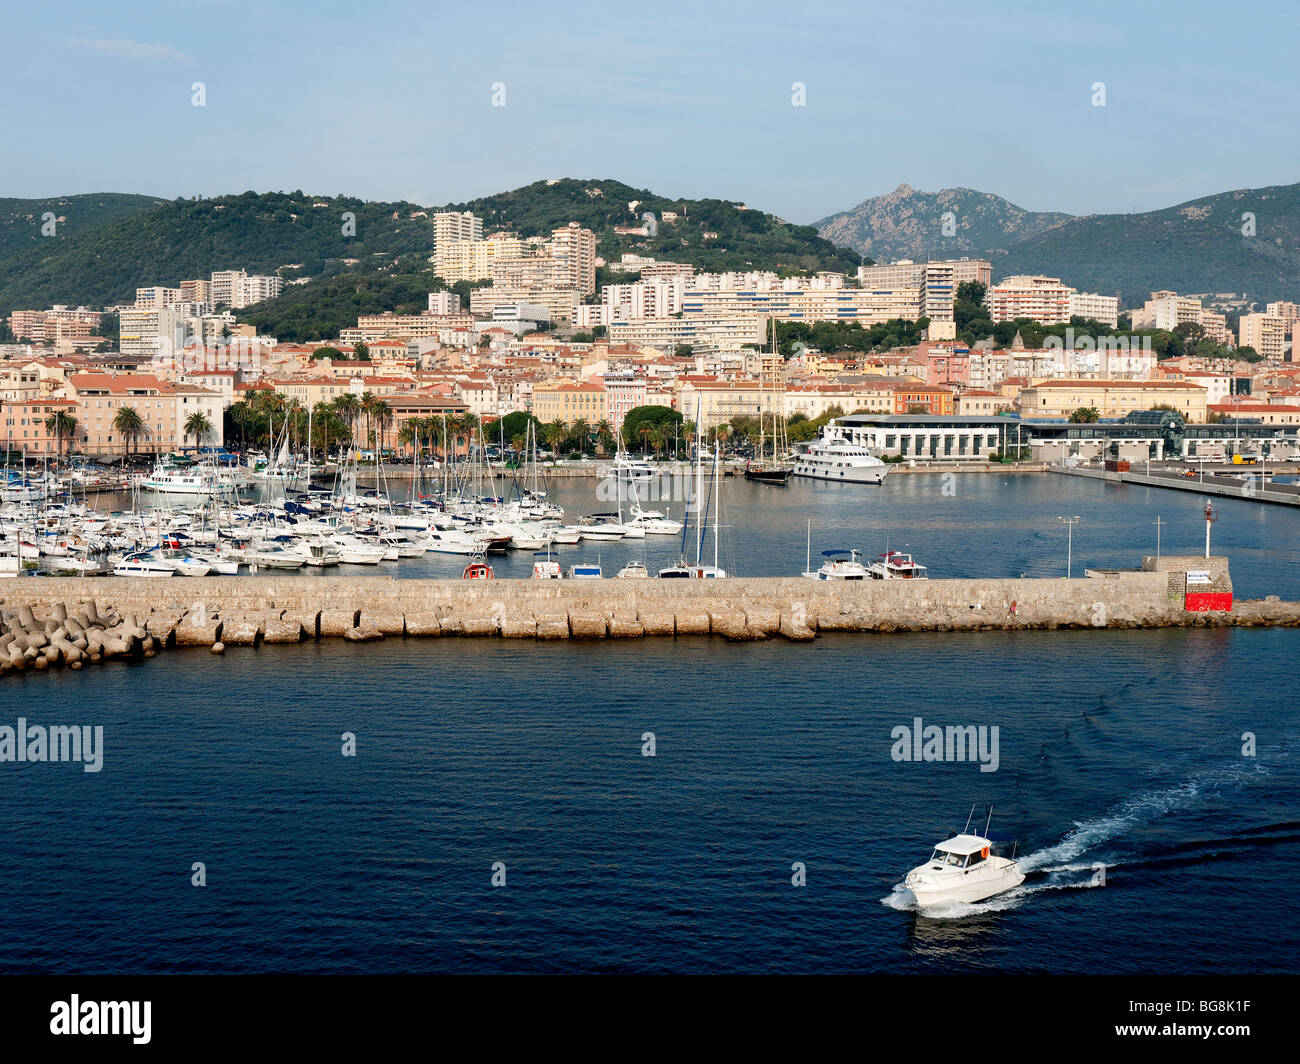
[{"xmin": 792, "ymin": 424, "xmax": 889, "ymax": 485}]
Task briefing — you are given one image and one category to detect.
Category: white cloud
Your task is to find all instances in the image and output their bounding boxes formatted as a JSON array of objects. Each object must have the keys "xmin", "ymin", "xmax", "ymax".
[{"xmin": 70, "ymin": 37, "xmax": 193, "ymax": 63}]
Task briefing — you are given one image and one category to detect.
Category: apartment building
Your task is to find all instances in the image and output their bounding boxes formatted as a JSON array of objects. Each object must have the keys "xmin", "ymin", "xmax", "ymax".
[
  {"xmin": 549, "ymin": 223, "xmax": 597, "ymax": 296},
  {"xmin": 1238, "ymin": 313, "xmax": 1287, "ymax": 359},
  {"xmin": 469, "ymin": 285, "xmax": 581, "ymax": 324},
  {"xmin": 1066, "ymin": 291, "xmax": 1120, "ymax": 328},
  {"xmin": 180, "ymin": 278, "xmax": 212, "ymax": 306},
  {"xmin": 603, "ymin": 372, "xmax": 649, "ymax": 432},
  {"xmin": 135, "ymin": 286, "xmax": 182, "ymax": 308},
  {"xmin": 1, "ymin": 397, "xmax": 79, "ymax": 454},
  {"xmin": 531, "ymin": 379, "xmax": 608, "ymax": 426},
  {"xmin": 8, "ymin": 306, "xmax": 102, "ymax": 344},
  {"xmin": 118, "ymin": 307, "xmax": 189, "ymax": 358},
  {"xmin": 209, "ymin": 269, "xmax": 282, "ymax": 309},
  {"xmin": 433, "ymin": 233, "xmax": 530, "ymax": 282},
  {"xmin": 433, "ymin": 211, "xmax": 483, "ymax": 247},
  {"xmin": 608, "ymin": 315, "xmax": 766, "ymax": 354},
  {"xmin": 427, "ymin": 291, "xmax": 462, "ymax": 315},
  {"xmin": 67, "ymin": 372, "xmax": 224, "ymax": 453},
  {"xmin": 984, "ymin": 276, "xmax": 1073, "ymax": 324},
  {"xmin": 858, "ymin": 258, "xmax": 992, "ymax": 290},
  {"xmin": 1014, "ymin": 379, "xmax": 1208, "ymax": 421}
]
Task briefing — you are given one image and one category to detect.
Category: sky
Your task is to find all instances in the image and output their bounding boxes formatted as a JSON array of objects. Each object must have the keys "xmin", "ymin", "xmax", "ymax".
[{"xmin": 4, "ymin": 0, "xmax": 1299, "ymax": 224}]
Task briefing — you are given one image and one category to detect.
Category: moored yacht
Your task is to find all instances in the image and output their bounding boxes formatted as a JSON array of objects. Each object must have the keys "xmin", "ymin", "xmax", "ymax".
[
  {"xmin": 792, "ymin": 423, "xmax": 889, "ymax": 485},
  {"xmin": 803, "ymin": 548, "xmax": 869, "ymax": 580},
  {"xmin": 868, "ymin": 550, "xmax": 928, "ymax": 579}
]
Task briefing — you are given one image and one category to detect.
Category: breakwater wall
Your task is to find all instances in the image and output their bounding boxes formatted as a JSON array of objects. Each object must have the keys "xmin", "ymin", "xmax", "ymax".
[{"xmin": 3, "ymin": 557, "xmax": 1298, "ymax": 650}]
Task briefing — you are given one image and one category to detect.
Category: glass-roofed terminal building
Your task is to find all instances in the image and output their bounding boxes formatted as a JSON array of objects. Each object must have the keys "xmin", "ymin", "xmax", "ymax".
[{"xmin": 829, "ymin": 411, "xmax": 1300, "ymax": 463}]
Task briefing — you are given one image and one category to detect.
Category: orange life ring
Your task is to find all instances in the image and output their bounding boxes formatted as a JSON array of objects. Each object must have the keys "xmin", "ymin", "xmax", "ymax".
[{"xmin": 981, "ymin": 846, "xmax": 989, "ymax": 859}]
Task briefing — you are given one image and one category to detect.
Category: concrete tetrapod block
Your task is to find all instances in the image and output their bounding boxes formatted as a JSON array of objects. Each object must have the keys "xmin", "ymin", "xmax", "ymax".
[
  {"xmin": 568, "ymin": 610, "xmax": 610, "ymax": 639},
  {"xmin": 534, "ymin": 613, "xmax": 570, "ymax": 639},
  {"xmin": 404, "ymin": 612, "xmax": 442, "ymax": 637},
  {"xmin": 320, "ymin": 609, "xmax": 360, "ymax": 638},
  {"xmin": 361, "ymin": 610, "xmax": 406, "ymax": 637}
]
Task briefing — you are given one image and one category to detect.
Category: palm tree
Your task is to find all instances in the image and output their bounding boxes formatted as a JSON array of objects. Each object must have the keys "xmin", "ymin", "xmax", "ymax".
[
  {"xmin": 184, "ymin": 411, "xmax": 214, "ymax": 449},
  {"xmin": 569, "ymin": 417, "xmax": 592, "ymax": 455},
  {"xmin": 311, "ymin": 401, "xmax": 334, "ymax": 462},
  {"xmin": 543, "ymin": 418, "xmax": 568, "ymax": 459},
  {"xmin": 44, "ymin": 410, "xmax": 78, "ymax": 462},
  {"xmin": 594, "ymin": 418, "xmax": 615, "ymax": 455},
  {"xmin": 332, "ymin": 394, "xmax": 362, "ymax": 451},
  {"xmin": 112, "ymin": 405, "xmax": 145, "ymax": 455},
  {"xmin": 371, "ymin": 398, "xmax": 393, "ymax": 457},
  {"xmin": 228, "ymin": 399, "xmax": 254, "ymax": 451}
]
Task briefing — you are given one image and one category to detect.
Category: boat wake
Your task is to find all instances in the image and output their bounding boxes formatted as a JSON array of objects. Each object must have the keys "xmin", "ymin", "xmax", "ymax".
[{"xmin": 882, "ymin": 761, "xmax": 1271, "ymax": 919}]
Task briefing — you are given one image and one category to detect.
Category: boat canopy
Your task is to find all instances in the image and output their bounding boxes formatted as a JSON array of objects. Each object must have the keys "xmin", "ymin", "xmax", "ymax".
[
  {"xmin": 934, "ymin": 833, "xmax": 992, "ymax": 856},
  {"xmin": 822, "ymin": 549, "xmax": 852, "ymax": 556}
]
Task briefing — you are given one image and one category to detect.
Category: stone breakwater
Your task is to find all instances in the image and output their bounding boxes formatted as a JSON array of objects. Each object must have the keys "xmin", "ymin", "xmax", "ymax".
[{"xmin": 1, "ymin": 558, "xmax": 1297, "ymax": 665}]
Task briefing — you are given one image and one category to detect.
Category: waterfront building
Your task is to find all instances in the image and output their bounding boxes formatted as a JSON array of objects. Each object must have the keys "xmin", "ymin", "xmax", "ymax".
[
  {"xmin": 1, "ymin": 397, "xmax": 79, "ymax": 454},
  {"xmin": 831, "ymin": 413, "xmax": 1013, "ymax": 461},
  {"xmin": 1014, "ymin": 379, "xmax": 1208, "ymax": 422}
]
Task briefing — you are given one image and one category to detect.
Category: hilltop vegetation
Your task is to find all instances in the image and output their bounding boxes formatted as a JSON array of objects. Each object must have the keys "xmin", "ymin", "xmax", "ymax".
[
  {"xmin": 448, "ymin": 178, "xmax": 862, "ymax": 275},
  {"xmin": 0, "ymin": 193, "xmax": 165, "ymax": 264},
  {"xmin": 0, "ymin": 191, "xmax": 436, "ymax": 311}
]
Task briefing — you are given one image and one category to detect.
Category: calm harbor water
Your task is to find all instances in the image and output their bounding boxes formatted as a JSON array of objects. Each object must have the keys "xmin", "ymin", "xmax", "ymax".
[
  {"xmin": 1, "ymin": 629, "xmax": 1295, "ymax": 974},
  {"xmin": 104, "ymin": 468, "xmax": 1300, "ymax": 596},
  {"xmin": 4, "ymin": 472, "xmax": 1297, "ymax": 974}
]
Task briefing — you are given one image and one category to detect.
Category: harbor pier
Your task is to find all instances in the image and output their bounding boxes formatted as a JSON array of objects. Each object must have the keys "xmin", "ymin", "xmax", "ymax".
[{"xmin": 3, "ymin": 557, "xmax": 1298, "ymax": 670}]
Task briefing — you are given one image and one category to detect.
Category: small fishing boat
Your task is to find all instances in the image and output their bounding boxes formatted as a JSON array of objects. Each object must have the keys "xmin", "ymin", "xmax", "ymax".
[
  {"xmin": 463, "ymin": 558, "xmax": 495, "ymax": 579},
  {"xmin": 903, "ymin": 808, "xmax": 1024, "ymax": 908},
  {"xmin": 568, "ymin": 562, "xmax": 602, "ymax": 579},
  {"xmin": 531, "ymin": 550, "xmax": 562, "ymax": 579}
]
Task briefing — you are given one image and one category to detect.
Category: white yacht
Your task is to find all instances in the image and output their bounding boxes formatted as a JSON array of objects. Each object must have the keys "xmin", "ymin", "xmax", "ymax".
[
  {"xmin": 792, "ymin": 424, "xmax": 889, "ymax": 485},
  {"xmin": 903, "ymin": 811, "xmax": 1024, "ymax": 909},
  {"xmin": 868, "ymin": 550, "xmax": 928, "ymax": 580},
  {"xmin": 601, "ymin": 451, "xmax": 656, "ymax": 483},
  {"xmin": 616, "ymin": 560, "xmax": 649, "ymax": 578},
  {"xmin": 113, "ymin": 551, "xmax": 176, "ymax": 578},
  {"xmin": 803, "ymin": 548, "xmax": 870, "ymax": 580}
]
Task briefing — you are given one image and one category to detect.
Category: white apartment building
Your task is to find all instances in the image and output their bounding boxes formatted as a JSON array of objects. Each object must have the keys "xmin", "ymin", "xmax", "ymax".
[
  {"xmin": 433, "ymin": 211, "xmax": 483, "ymax": 247},
  {"xmin": 1266, "ymin": 301, "xmax": 1300, "ymax": 321},
  {"xmin": 118, "ymin": 307, "xmax": 188, "ymax": 358},
  {"xmin": 427, "ymin": 290, "xmax": 462, "ymax": 315},
  {"xmin": 433, "ymin": 233, "xmax": 531, "ymax": 282},
  {"xmin": 135, "ymin": 286, "xmax": 181, "ymax": 308},
  {"xmin": 602, "ymin": 279, "xmax": 686, "ymax": 321},
  {"xmin": 1131, "ymin": 290, "xmax": 1205, "ymax": 331},
  {"xmin": 858, "ymin": 258, "xmax": 992, "ymax": 289},
  {"xmin": 209, "ymin": 269, "xmax": 282, "ymax": 309},
  {"xmin": 469, "ymin": 285, "xmax": 581, "ymax": 323},
  {"xmin": 1066, "ymin": 291, "xmax": 1120, "ymax": 328},
  {"xmin": 984, "ymin": 276, "xmax": 1073, "ymax": 324},
  {"xmin": 608, "ymin": 315, "xmax": 766, "ymax": 353},
  {"xmin": 549, "ymin": 223, "xmax": 597, "ymax": 296}
]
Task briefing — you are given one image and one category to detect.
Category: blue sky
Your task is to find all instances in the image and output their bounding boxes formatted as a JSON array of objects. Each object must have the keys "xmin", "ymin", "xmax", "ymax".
[{"xmin": 4, "ymin": 0, "xmax": 1298, "ymax": 223}]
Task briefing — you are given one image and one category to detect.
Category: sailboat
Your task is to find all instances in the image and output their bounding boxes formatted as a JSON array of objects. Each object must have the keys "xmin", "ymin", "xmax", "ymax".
[
  {"xmin": 659, "ymin": 408, "xmax": 727, "ymax": 578},
  {"xmin": 744, "ymin": 316, "xmax": 792, "ymax": 485}
]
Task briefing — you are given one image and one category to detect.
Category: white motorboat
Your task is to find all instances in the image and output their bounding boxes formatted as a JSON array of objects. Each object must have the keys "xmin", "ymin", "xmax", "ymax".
[
  {"xmin": 627, "ymin": 502, "xmax": 682, "ymax": 536},
  {"xmin": 113, "ymin": 551, "xmax": 176, "ymax": 578},
  {"xmin": 531, "ymin": 553, "xmax": 562, "ymax": 579},
  {"xmin": 423, "ymin": 528, "xmax": 489, "ymax": 556},
  {"xmin": 903, "ymin": 810, "xmax": 1024, "ymax": 909},
  {"xmin": 170, "ymin": 554, "xmax": 213, "ymax": 577},
  {"xmin": 792, "ymin": 423, "xmax": 889, "ymax": 485},
  {"xmin": 869, "ymin": 549, "xmax": 928, "ymax": 580},
  {"xmin": 803, "ymin": 548, "xmax": 870, "ymax": 580},
  {"xmin": 616, "ymin": 560, "xmax": 648, "ymax": 578},
  {"xmin": 601, "ymin": 451, "xmax": 656, "ymax": 483},
  {"xmin": 568, "ymin": 562, "xmax": 603, "ymax": 578}
]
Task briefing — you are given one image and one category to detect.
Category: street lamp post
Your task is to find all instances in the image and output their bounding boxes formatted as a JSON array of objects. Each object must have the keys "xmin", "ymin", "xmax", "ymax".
[{"xmin": 1058, "ymin": 515, "xmax": 1081, "ymax": 578}]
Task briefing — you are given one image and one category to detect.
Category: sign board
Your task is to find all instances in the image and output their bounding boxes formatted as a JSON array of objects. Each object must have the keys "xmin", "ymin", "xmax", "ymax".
[{"xmin": 1186, "ymin": 570, "xmax": 1212, "ymax": 585}]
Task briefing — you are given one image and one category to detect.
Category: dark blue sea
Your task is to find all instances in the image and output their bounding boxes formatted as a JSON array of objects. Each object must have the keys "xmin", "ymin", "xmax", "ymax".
[{"xmin": 2, "ymin": 473, "xmax": 1297, "ymax": 974}]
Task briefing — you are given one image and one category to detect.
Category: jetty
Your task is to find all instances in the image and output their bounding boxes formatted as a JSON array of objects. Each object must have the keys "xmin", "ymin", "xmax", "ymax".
[{"xmin": 2, "ymin": 557, "xmax": 1297, "ymax": 673}]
